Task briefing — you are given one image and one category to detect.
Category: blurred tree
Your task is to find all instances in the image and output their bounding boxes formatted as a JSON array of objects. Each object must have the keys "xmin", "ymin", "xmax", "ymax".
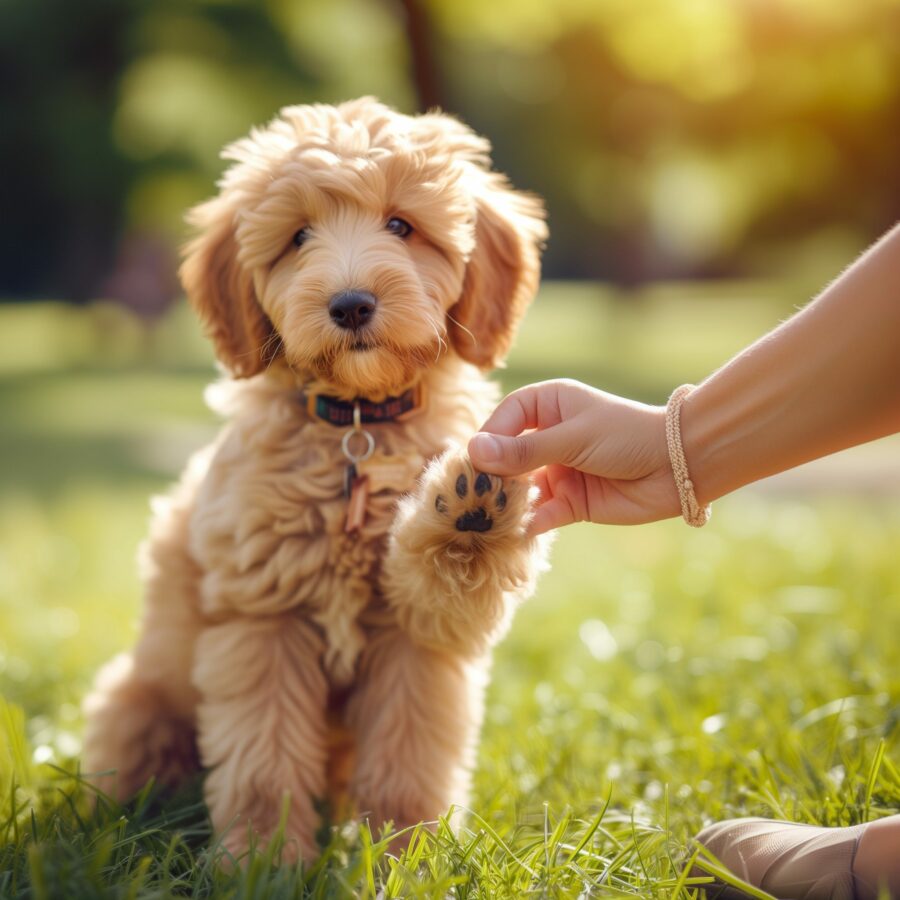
[
  {"xmin": 2, "ymin": 0, "xmax": 899, "ymax": 301},
  {"xmin": 0, "ymin": 0, "xmax": 330, "ymax": 307},
  {"xmin": 397, "ymin": 0, "xmax": 445, "ymax": 110},
  {"xmin": 431, "ymin": 0, "xmax": 900, "ymax": 280},
  {"xmin": 0, "ymin": 0, "xmax": 143, "ymax": 300}
]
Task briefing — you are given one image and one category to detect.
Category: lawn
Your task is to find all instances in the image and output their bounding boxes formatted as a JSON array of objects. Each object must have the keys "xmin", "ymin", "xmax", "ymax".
[{"xmin": 2, "ymin": 285, "xmax": 899, "ymax": 898}]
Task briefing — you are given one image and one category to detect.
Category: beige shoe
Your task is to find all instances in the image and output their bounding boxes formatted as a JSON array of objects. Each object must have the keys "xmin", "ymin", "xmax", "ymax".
[{"xmin": 692, "ymin": 818, "xmax": 866, "ymax": 900}]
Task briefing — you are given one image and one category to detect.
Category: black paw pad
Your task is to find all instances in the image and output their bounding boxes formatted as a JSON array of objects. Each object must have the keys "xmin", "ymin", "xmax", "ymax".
[
  {"xmin": 456, "ymin": 507, "xmax": 493, "ymax": 533},
  {"xmin": 496, "ymin": 489, "xmax": 507, "ymax": 511},
  {"xmin": 474, "ymin": 472, "xmax": 491, "ymax": 496},
  {"xmin": 455, "ymin": 474, "xmax": 468, "ymax": 498},
  {"xmin": 435, "ymin": 494, "xmax": 448, "ymax": 514}
]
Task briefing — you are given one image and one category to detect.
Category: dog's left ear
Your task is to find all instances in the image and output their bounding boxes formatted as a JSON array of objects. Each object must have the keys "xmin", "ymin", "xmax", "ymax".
[{"xmin": 447, "ymin": 174, "xmax": 547, "ymax": 369}]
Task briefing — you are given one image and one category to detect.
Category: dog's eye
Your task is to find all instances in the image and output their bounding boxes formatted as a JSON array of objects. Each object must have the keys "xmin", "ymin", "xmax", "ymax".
[
  {"xmin": 385, "ymin": 217, "xmax": 413, "ymax": 238},
  {"xmin": 293, "ymin": 227, "xmax": 311, "ymax": 247}
]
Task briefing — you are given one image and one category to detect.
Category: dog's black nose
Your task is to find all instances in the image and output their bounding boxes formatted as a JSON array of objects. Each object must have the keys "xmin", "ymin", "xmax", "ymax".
[{"xmin": 329, "ymin": 290, "xmax": 376, "ymax": 331}]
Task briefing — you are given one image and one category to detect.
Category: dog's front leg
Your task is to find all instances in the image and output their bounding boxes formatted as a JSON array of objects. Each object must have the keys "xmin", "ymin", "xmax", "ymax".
[
  {"xmin": 193, "ymin": 615, "xmax": 328, "ymax": 864},
  {"xmin": 345, "ymin": 626, "xmax": 484, "ymax": 845},
  {"xmin": 383, "ymin": 446, "xmax": 544, "ymax": 657}
]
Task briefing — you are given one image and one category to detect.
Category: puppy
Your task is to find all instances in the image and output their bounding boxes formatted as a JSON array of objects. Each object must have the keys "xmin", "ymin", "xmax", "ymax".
[{"xmin": 83, "ymin": 97, "xmax": 550, "ymax": 863}]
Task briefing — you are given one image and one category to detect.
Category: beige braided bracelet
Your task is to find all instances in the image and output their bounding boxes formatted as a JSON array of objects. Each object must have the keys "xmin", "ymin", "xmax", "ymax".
[{"xmin": 665, "ymin": 384, "xmax": 711, "ymax": 528}]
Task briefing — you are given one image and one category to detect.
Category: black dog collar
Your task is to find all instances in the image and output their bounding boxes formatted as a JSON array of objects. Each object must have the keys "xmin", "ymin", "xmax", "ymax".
[{"xmin": 305, "ymin": 383, "xmax": 425, "ymax": 427}]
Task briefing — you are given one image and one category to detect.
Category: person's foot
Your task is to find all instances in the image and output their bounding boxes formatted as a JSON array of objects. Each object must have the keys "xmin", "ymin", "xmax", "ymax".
[{"xmin": 692, "ymin": 818, "xmax": 867, "ymax": 900}]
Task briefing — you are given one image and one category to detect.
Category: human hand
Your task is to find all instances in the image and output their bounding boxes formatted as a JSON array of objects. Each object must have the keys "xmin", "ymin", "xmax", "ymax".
[{"xmin": 467, "ymin": 379, "xmax": 680, "ymax": 534}]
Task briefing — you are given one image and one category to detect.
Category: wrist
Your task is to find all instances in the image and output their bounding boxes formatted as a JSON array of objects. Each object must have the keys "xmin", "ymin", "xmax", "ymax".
[
  {"xmin": 679, "ymin": 373, "xmax": 777, "ymax": 506},
  {"xmin": 678, "ymin": 384, "xmax": 736, "ymax": 506},
  {"xmin": 653, "ymin": 405, "xmax": 685, "ymax": 521},
  {"xmin": 665, "ymin": 386, "xmax": 712, "ymax": 526}
]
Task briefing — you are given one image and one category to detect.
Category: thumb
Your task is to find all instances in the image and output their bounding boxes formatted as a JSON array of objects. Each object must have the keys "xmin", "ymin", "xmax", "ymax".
[{"xmin": 468, "ymin": 424, "xmax": 577, "ymax": 476}]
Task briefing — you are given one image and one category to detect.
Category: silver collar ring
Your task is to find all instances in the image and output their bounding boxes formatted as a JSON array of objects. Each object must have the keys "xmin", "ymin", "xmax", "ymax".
[{"xmin": 341, "ymin": 427, "xmax": 375, "ymax": 463}]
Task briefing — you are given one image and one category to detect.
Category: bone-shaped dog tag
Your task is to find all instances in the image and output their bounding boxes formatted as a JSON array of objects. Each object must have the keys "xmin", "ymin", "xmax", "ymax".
[{"xmin": 344, "ymin": 474, "xmax": 370, "ymax": 533}]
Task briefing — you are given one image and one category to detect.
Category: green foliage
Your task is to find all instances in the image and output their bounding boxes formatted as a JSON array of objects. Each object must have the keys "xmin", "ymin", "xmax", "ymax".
[
  {"xmin": 0, "ymin": 699, "xmax": 32, "ymax": 827},
  {"xmin": 1, "ymin": 294, "xmax": 899, "ymax": 896},
  {"xmin": 3, "ymin": 0, "xmax": 900, "ymax": 295}
]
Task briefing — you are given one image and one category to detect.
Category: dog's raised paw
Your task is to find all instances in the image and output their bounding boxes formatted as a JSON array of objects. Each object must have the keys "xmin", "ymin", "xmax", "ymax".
[
  {"xmin": 430, "ymin": 452, "xmax": 528, "ymax": 541},
  {"xmin": 438, "ymin": 471, "xmax": 504, "ymax": 532}
]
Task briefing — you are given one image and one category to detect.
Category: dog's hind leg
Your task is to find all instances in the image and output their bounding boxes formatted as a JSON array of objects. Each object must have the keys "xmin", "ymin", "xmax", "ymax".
[
  {"xmin": 82, "ymin": 654, "xmax": 200, "ymax": 801},
  {"xmin": 83, "ymin": 473, "xmax": 205, "ymax": 801},
  {"xmin": 345, "ymin": 626, "xmax": 485, "ymax": 844},
  {"xmin": 192, "ymin": 615, "xmax": 329, "ymax": 865}
]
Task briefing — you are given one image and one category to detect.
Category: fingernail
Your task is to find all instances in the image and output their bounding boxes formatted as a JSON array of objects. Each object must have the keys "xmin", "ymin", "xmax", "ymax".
[{"xmin": 470, "ymin": 433, "xmax": 501, "ymax": 462}]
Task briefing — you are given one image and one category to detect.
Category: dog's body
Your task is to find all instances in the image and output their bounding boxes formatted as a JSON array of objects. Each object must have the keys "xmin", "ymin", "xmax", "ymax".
[{"xmin": 83, "ymin": 98, "xmax": 549, "ymax": 862}]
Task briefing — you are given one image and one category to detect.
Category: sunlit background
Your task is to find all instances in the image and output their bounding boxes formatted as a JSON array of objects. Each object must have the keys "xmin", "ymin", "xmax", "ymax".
[
  {"xmin": 4, "ymin": 0, "xmax": 900, "ymax": 302},
  {"xmin": 2, "ymin": 0, "xmax": 900, "ymax": 894}
]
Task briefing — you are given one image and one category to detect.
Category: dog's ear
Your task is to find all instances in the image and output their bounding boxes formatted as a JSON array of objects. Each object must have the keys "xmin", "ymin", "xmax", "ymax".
[
  {"xmin": 447, "ymin": 175, "xmax": 547, "ymax": 369},
  {"xmin": 180, "ymin": 198, "xmax": 276, "ymax": 378}
]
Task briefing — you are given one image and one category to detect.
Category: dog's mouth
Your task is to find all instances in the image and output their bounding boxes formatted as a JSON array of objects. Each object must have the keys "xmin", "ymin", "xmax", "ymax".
[{"xmin": 303, "ymin": 328, "xmax": 443, "ymax": 399}]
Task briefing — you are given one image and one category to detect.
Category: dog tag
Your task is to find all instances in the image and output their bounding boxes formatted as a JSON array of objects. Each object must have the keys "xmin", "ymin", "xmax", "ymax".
[
  {"xmin": 343, "ymin": 462, "xmax": 358, "ymax": 499},
  {"xmin": 359, "ymin": 450, "xmax": 424, "ymax": 494},
  {"xmin": 344, "ymin": 474, "xmax": 370, "ymax": 533}
]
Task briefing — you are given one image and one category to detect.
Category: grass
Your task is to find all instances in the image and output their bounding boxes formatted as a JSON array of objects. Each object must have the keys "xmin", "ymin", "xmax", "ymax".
[{"xmin": 1, "ymin": 285, "xmax": 899, "ymax": 897}]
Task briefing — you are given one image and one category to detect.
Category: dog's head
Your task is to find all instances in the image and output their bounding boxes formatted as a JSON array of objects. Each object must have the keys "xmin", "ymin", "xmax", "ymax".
[{"xmin": 181, "ymin": 97, "xmax": 546, "ymax": 398}]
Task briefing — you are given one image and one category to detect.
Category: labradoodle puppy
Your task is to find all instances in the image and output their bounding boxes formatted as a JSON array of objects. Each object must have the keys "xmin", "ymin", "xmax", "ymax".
[{"xmin": 83, "ymin": 96, "xmax": 550, "ymax": 863}]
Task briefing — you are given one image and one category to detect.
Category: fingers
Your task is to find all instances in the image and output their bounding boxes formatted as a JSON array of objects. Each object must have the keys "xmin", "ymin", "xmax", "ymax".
[
  {"xmin": 477, "ymin": 385, "xmax": 542, "ymax": 437},
  {"xmin": 477, "ymin": 380, "xmax": 572, "ymax": 437},
  {"xmin": 528, "ymin": 499, "xmax": 578, "ymax": 536},
  {"xmin": 468, "ymin": 422, "xmax": 578, "ymax": 476},
  {"xmin": 471, "ymin": 380, "xmax": 594, "ymax": 475},
  {"xmin": 526, "ymin": 465, "xmax": 584, "ymax": 534},
  {"xmin": 527, "ymin": 465, "xmax": 645, "ymax": 533},
  {"xmin": 528, "ymin": 469, "xmax": 576, "ymax": 534}
]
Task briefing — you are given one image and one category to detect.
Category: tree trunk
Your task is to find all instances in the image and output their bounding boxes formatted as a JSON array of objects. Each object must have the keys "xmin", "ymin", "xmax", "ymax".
[{"xmin": 396, "ymin": 0, "xmax": 444, "ymax": 111}]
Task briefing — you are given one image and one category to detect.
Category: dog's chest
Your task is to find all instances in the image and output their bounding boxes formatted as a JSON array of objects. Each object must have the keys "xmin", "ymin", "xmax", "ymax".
[{"xmin": 189, "ymin": 405, "xmax": 430, "ymax": 684}]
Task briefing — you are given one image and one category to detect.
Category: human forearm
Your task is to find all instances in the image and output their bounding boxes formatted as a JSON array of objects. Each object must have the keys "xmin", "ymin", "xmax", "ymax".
[
  {"xmin": 682, "ymin": 224, "xmax": 900, "ymax": 505},
  {"xmin": 470, "ymin": 226, "xmax": 900, "ymax": 532}
]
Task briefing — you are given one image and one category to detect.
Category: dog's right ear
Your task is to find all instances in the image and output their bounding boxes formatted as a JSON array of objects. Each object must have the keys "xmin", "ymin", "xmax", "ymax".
[{"xmin": 180, "ymin": 198, "xmax": 276, "ymax": 378}]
